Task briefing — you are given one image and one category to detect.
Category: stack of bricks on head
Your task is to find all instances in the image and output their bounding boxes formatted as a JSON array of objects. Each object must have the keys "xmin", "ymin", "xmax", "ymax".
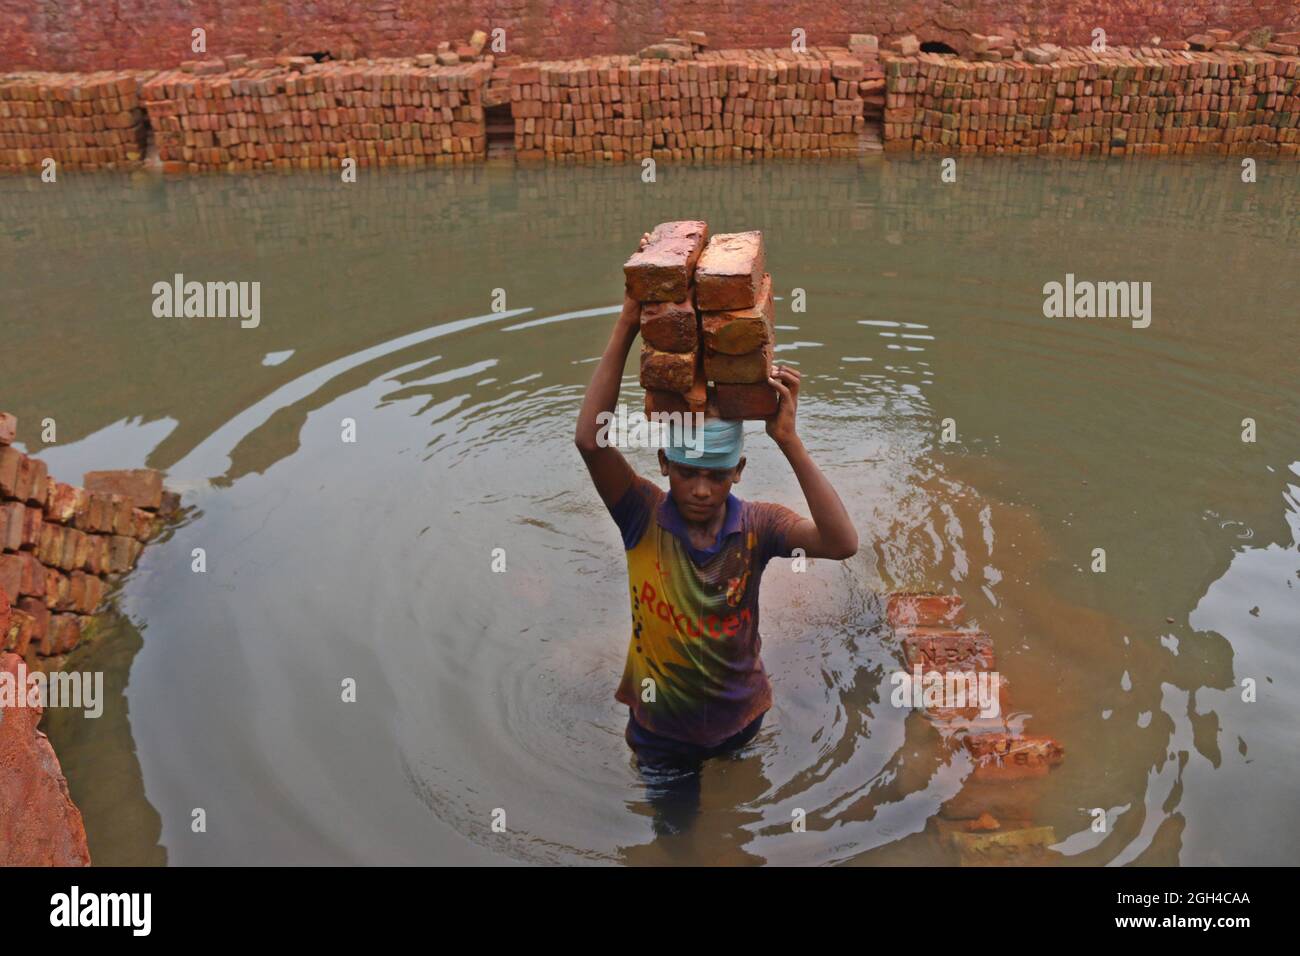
[
  {"xmin": 0, "ymin": 412, "xmax": 177, "ymax": 660},
  {"xmin": 625, "ymin": 221, "xmax": 778, "ymax": 424}
]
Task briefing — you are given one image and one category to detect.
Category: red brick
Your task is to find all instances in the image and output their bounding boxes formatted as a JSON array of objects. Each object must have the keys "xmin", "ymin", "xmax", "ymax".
[
  {"xmin": 16, "ymin": 455, "xmax": 48, "ymax": 506},
  {"xmin": 0, "ymin": 502, "xmax": 21, "ymax": 552},
  {"xmin": 713, "ymin": 382, "xmax": 778, "ymax": 419},
  {"xmin": 44, "ymin": 566, "xmax": 70, "ymax": 611},
  {"xmin": 695, "ymin": 231, "xmax": 765, "ymax": 311},
  {"xmin": 639, "ymin": 291, "xmax": 699, "ymax": 352},
  {"xmin": 0, "ymin": 554, "xmax": 20, "ymax": 602},
  {"xmin": 701, "ymin": 274, "xmax": 774, "ymax": 355},
  {"xmin": 966, "ymin": 734, "xmax": 1064, "ymax": 781},
  {"xmin": 83, "ymin": 469, "xmax": 164, "ymax": 511},
  {"xmin": 900, "ymin": 627, "xmax": 995, "ymax": 672},
  {"xmin": 4, "ymin": 608, "xmax": 33, "ymax": 655},
  {"xmin": 623, "ymin": 220, "xmax": 708, "ymax": 303},
  {"xmin": 129, "ymin": 507, "xmax": 158, "ymax": 542},
  {"xmin": 0, "ymin": 582, "xmax": 8, "ymax": 635},
  {"xmin": 703, "ymin": 342, "xmax": 772, "ymax": 384},
  {"xmin": 44, "ymin": 482, "xmax": 84, "ymax": 525},
  {"xmin": 0, "ymin": 412, "xmax": 14, "ymax": 445},
  {"xmin": 17, "ymin": 596, "xmax": 50, "ymax": 645},
  {"xmin": 639, "ymin": 345, "xmax": 697, "ymax": 393},
  {"xmin": 0, "ymin": 446, "xmax": 23, "ymax": 498}
]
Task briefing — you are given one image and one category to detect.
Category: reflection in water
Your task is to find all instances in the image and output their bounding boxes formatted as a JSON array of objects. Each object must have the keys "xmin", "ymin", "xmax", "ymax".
[{"xmin": 3, "ymin": 159, "xmax": 1299, "ymax": 864}]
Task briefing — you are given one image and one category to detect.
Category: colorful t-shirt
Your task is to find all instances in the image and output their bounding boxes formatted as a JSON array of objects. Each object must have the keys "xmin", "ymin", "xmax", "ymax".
[{"xmin": 609, "ymin": 476, "xmax": 802, "ymax": 747}]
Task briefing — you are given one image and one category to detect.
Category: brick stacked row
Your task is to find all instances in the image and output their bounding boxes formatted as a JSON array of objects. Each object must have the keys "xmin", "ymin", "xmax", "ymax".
[
  {"xmin": 626, "ymin": 223, "xmax": 780, "ymax": 421},
  {"xmin": 139, "ymin": 58, "xmax": 490, "ymax": 172},
  {"xmin": 0, "ymin": 71, "xmax": 149, "ymax": 172},
  {"xmin": 510, "ymin": 47, "xmax": 884, "ymax": 163},
  {"xmin": 884, "ymin": 46, "xmax": 1300, "ymax": 156},
  {"xmin": 0, "ymin": 412, "xmax": 175, "ymax": 658},
  {"xmin": 886, "ymin": 592, "xmax": 1065, "ymax": 865}
]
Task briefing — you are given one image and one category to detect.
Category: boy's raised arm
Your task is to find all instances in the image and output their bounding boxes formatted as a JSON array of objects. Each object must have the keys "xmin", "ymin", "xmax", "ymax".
[
  {"xmin": 766, "ymin": 365, "xmax": 859, "ymax": 560},
  {"xmin": 574, "ymin": 295, "xmax": 642, "ymax": 509}
]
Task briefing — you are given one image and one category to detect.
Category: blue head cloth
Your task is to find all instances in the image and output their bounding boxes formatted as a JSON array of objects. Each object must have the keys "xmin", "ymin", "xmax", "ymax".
[{"xmin": 663, "ymin": 416, "xmax": 745, "ymax": 470}]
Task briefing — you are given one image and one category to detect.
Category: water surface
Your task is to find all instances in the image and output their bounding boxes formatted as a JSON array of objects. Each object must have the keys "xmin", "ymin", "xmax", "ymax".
[{"xmin": 3, "ymin": 158, "xmax": 1298, "ymax": 865}]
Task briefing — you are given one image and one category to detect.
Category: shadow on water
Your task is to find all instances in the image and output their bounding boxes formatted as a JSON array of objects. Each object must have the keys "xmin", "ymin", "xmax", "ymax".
[
  {"xmin": 3, "ymin": 158, "xmax": 1299, "ymax": 864},
  {"xmin": 40, "ymin": 611, "xmax": 168, "ymax": 867}
]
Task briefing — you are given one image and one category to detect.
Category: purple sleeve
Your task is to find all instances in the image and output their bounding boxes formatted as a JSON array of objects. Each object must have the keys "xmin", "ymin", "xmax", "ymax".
[
  {"xmin": 609, "ymin": 477, "xmax": 662, "ymax": 550},
  {"xmin": 750, "ymin": 501, "xmax": 805, "ymax": 566}
]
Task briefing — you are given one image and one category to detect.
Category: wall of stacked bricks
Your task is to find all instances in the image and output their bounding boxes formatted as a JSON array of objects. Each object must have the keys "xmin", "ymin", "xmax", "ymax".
[
  {"xmin": 508, "ymin": 48, "xmax": 882, "ymax": 163},
  {"xmin": 5, "ymin": 39, "xmax": 1300, "ymax": 170},
  {"xmin": 2, "ymin": 1, "xmax": 1298, "ymax": 72},
  {"xmin": 884, "ymin": 43, "xmax": 1300, "ymax": 156},
  {"xmin": 886, "ymin": 592, "xmax": 1065, "ymax": 865},
  {"xmin": 0, "ymin": 412, "xmax": 174, "ymax": 660}
]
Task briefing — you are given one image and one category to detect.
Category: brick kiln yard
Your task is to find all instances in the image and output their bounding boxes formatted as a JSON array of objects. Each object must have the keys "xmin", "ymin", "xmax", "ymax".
[{"xmin": 3, "ymin": 25, "xmax": 1300, "ymax": 173}]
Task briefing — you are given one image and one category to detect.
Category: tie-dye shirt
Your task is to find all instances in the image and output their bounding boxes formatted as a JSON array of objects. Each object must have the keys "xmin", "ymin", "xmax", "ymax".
[{"xmin": 609, "ymin": 476, "xmax": 802, "ymax": 747}]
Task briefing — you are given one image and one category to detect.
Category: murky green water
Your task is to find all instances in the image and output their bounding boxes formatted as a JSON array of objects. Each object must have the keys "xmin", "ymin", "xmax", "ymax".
[{"xmin": 3, "ymin": 158, "xmax": 1298, "ymax": 865}]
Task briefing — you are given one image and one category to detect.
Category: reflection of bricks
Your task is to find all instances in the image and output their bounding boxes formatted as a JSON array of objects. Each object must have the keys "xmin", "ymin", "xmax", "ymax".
[
  {"xmin": 42, "ymin": 615, "xmax": 81, "ymax": 657},
  {"xmin": 44, "ymin": 566, "xmax": 70, "ymax": 611},
  {"xmin": 714, "ymin": 382, "xmax": 778, "ymax": 420},
  {"xmin": 623, "ymin": 220, "xmax": 708, "ymax": 302},
  {"xmin": 887, "ymin": 592, "xmax": 965, "ymax": 628},
  {"xmin": 967, "ymin": 734, "xmax": 1064, "ymax": 780},
  {"xmin": 950, "ymin": 825, "xmax": 1058, "ymax": 867},
  {"xmin": 0, "ymin": 555, "xmax": 20, "ymax": 602},
  {"xmin": 696, "ymin": 231, "xmax": 765, "ymax": 310}
]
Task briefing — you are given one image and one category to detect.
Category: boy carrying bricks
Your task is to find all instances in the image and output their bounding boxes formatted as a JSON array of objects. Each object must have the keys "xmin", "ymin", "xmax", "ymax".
[{"xmin": 574, "ymin": 230, "xmax": 857, "ymax": 832}]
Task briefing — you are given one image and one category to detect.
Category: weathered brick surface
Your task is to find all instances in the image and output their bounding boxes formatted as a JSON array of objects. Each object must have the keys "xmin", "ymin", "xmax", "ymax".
[
  {"xmin": 886, "ymin": 45, "xmax": 1300, "ymax": 156},
  {"xmin": 701, "ymin": 274, "xmax": 774, "ymax": 355},
  {"xmin": 0, "ymin": 71, "xmax": 148, "ymax": 172},
  {"xmin": 624, "ymin": 221, "xmax": 708, "ymax": 303},
  {"xmin": 640, "ymin": 296, "xmax": 700, "ymax": 351},
  {"xmin": 84, "ymin": 468, "xmax": 163, "ymax": 511},
  {"xmin": 713, "ymin": 382, "xmax": 778, "ymax": 419},
  {"xmin": 696, "ymin": 231, "xmax": 765, "ymax": 311},
  {"xmin": 640, "ymin": 344, "xmax": 698, "ymax": 393},
  {"xmin": 2, "ymin": 1, "xmax": 1293, "ymax": 72}
]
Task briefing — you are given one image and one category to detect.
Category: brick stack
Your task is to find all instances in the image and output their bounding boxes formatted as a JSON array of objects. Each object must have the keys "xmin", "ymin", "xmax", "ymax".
[
  {"xmin": 140, "ymin": 58, "xmax": 490, "ymax": 172},
  {"xmin": 626, "ymin": 222, "xmax": 779, "ymax": 421},
  {"xmin": 0, "ymin": 71, "xmax": 149, "ymax": 172},
  {"xmin": 626, "ymin": 220, "xmax": 710, "ymax": 416},
  {"xmin": 886, "ymin": 592, "xmax": 1065, "ymax": 865},
  {"xmin": 510, "ymin": 46, "xmax": 881, "ymax": 163},
  {"xmin": 884, "ymin": 46, "xmax": 1300, "ymax": 156},
  {"xmin": 0, "ymin": 412, "xmax": 175, "ymax": 659}
]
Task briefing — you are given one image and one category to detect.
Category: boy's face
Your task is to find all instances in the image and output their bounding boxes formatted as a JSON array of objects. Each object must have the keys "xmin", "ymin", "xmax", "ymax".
[{"xmin": 658, "ymin": 450, "xmax": 746, "ymax": 524}]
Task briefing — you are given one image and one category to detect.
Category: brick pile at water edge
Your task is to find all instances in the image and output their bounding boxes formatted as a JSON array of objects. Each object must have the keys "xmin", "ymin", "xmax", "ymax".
[
  {"xmin": 0, "ymin": 412, "xmax": 179, "ymax": 659},
  {"xmin": 625, "ymin": 222, "xmax": 781, "ymax": 422},
  {"xmin": 886, "ymin": 592, "xmax": 1066, "ymax": 865},
  {"xmin": 510, "ymin": 41, "xmax": 885, "ymax": 163},
  {"xmin": 0, "ymin": 71, "xmax": 149, "ymax": 172},
  {"xmin": 884, "ymin": 44, "xmax": 1300, "ymax": 156},
  {"xmin": 139, "ymin": 55, "xmax": 491, "ymax": 172}
]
